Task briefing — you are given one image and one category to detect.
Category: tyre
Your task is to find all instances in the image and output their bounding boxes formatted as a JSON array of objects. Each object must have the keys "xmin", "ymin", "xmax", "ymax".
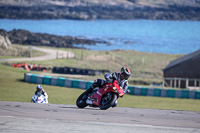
[
  {"xmin": 99, "ymin": 92, "xmax": 117, "ymax": 110},
  {"xmin": 76, "ymin": 89, "xmax": 91, "ymax": 108}
]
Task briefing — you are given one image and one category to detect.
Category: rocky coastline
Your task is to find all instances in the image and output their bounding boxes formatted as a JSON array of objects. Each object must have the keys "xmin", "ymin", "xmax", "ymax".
[
  {"xmin": 0, "ymin": 0, "xmax": 200, "ymax": 21},
  {"xmin": 0, "ymin": 29, "xmax": 108, "ymax": 48}
]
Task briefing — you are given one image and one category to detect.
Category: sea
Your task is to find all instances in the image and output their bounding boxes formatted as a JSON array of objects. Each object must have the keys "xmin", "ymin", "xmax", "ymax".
[{"xmin": 0, "ymin": 19, "xmax": 200, "ymax": 54}]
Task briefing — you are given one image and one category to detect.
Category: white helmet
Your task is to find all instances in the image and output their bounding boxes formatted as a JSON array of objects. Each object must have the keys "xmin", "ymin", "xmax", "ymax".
[{"xmin": 36, "ymin": 85, "xmax": 42, "ymax": 91}]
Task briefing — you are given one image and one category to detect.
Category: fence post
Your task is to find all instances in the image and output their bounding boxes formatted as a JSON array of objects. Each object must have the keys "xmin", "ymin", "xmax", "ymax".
[
  {"xmin": 186, "ymin": 78, "xmax": 189, "ymax": 89},
  {"xmin": 174, "ymin": 78, "xmax": 176, "ymax": 88},
  {"xmin": 162, "ymin": 78, "xmax": 165, "ymax": 88},
  {"xmin": 199, "ymin": 80, "xmax": 200, "ymax": 88},
  {"xmin": 29, "ymin": 49, "xmax": 32, "ymax": 58},
  {"xmin": 194, "ymin": 79, "xmax": 196, "ymax": 90},
  {"xmin": 142, "ymin": 58, "xmax": 145, "ymax": 65},
  {"xmin": 170, "ymin": 79, "xmax": 172, "ymax": 87},
  {"xmin": 178, "ymin": 78, "xmax": 181, "ymax": 88}
]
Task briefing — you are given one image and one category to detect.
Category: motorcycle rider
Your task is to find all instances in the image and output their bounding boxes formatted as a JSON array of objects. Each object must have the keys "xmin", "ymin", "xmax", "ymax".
[
  {"xmin": 88, "ymin": 67, "xmax": 131, "ymax": 107},
  {"xmin": 34, "ymin": 85, "xmax": 48, "ymax": 103}
]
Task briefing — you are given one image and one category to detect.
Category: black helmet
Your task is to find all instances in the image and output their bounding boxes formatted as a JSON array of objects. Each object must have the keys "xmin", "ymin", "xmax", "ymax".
[{"xmin": 120, "ymin": 67, "xmax": 131, "ymax": 80}]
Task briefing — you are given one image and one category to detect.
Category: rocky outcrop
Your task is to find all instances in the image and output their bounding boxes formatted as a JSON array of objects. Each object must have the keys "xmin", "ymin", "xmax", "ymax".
[
  {"xmin": 0, "ymin": 0, "xmax": 200, "ymax": 20},
  {"xmin": 0, "ymin": 35, "xmax": 12, "ymax": 49},
  {"xmin": 0, "ymin": 29, "xmax": 106, "ymax": 48}
]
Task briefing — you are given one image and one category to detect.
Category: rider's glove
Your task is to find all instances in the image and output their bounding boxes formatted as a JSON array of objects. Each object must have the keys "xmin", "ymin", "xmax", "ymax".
[
  {"xmin": 119, "ymin": 94, "xmax": 124, "ymax": 98},
  {"xmin": 113, "ymin": 86, "xmax": 124, "ymax": 98},
  {"xmin": 118, "ymin": 87, "xmax": 124, "ymax": 97},
  {"xmin": 126, "ymin": 89, "xmax": 130, "ymax": 94}
]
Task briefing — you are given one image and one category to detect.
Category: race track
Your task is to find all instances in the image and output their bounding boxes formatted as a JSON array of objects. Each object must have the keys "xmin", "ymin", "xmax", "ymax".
[{"xmin": 0, "ymin": 101, "xmax": 200, "ymax": 133}]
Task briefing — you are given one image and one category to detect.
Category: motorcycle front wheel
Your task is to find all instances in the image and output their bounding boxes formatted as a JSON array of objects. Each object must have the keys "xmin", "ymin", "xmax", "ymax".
[
  {"xmin": 99, "ymin": 92, "xmax": 117, "ymax": 110},
  {"xmin": 76, "ymin": 89, "xmax": 91, "ymax": 108}
]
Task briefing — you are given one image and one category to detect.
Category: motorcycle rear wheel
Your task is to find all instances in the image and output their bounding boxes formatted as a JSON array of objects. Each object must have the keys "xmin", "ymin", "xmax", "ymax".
[
  {"xmin": 76, "ymin": 89, "xmax": 91, "ymax": 108},
  {"xmin": 99, "ymin": 92, "xmax": 117, "ymax": 110}
]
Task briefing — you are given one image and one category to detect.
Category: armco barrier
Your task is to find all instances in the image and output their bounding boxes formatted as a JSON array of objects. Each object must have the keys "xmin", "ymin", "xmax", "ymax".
[
  {"xmin": 175, "ymin": 90, "xmax": 182, "ymax": 98},
  {"xmin": 168, "ymin": 89, "xmax": 175, "ymax": 98},
  {"xmin": 141, "ymin": 87, "xmax": 148, "ymax": 96},
  {"xmin": 72, "ymin": 79, "xmax": 80, "ymax": 88},
  {"xmin": 79, "ymin": 80, "xmax": 87, "ymax": 89},
  {"xmin": 127, "ymin": 86, "xmax": 134, "ymax": 95},
  {"xmin": 147, "ymin": 88, "xmax": 154, "ymax": 96},
  {"xmin": 181, "ymin": 90, "xmax": 189, "ymax": 99},
  {"xmin": 64, "ymin": 79, "xmax": 72, "ymax": 87},
  {"xmin": 196, "ymin": 91, "xmax": 200, "ymax": 99},
  {"xmin": 161, "ymin": 89, "xmax": 168, "ymax": 97},
  {"xmin": 24, "ymin": 73, "xmax": 200, "ymax": 100},
  {"xmin": 24, "ymin": 73, "xmax": 32, "ymax": 82},
  {"xmin": 43, "ymin": 76, "xmax": 52, "ymax": 85},
  {"xmin": 31, "ymin": 74, "xmax": 38, "ymax": 83},
  {"xmin": 189, "ymin": 91, "xmax": 195, "ymax": 99},
  {"xmin": 86, "ymin": 81, "xmax": 93, "ymax": 89},
  {"xmin": 134, "ymin": 87, "xmax": 141, "ymax": 95},
  {"xmin": 51, "ymin": 77, "xmax": 58, "ymax": 86},
  {"xmin": 37, "ymin": 75, "xmax": 44, "ymax": 84},
  {"xmin": 57, "ymin": 77, "xmax": 66, "ymax": 86},
  {"xmin": 154, "ymin": 88, "xmax": 161, "ymax": 97}
]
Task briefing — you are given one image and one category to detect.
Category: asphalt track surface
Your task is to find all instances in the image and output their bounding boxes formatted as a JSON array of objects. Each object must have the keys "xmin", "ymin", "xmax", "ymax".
[{"xmin": 0, "ymin": 101, "xmax": 200, "ymax": 133}]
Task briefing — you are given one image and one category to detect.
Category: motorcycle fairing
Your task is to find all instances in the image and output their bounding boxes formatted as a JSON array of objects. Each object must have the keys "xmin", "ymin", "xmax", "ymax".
[{"xmin": 90, "ymin": 83, "xmax": 115, "ymax": 106}]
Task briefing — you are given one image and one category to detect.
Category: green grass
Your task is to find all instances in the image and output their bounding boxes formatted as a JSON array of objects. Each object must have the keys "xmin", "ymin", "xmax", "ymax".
[
  {"xmin": 0, "ymin": 63, "xmax": 200, "ymax": 111},
  {"xmin": 0, "ymin": 64, "xmax": 81, "ymax": 104},
  {"xmin": 0, "ymin": 56, "xmax": 22, "ymax": 59},
  {"xmin": 3, "ymin": 46, "xmax": 182, "ymax": 85}
]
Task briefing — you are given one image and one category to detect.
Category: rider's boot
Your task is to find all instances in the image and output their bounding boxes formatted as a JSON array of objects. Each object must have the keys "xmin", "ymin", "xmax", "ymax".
[
  {"xmin": 86, "ymin": 83, "xmax": 99, "ymax": 105},
  {"xmin": 86, "ymin": 99, "xmax": 92, "ymax": 104},
  {"xmin": 112, "ymin": 100, "xmax": 118, "ymax": 108},
  {"xmin": 87, "ymin": 84, "xmax": 95, "ymax": 92},
  {"xmin": 87, "ymin": 81, "xmax": 99, "ymax": 92},
  {"xmin": 88, "ymin": 79, "xmax": 106, "ymax": 92}
]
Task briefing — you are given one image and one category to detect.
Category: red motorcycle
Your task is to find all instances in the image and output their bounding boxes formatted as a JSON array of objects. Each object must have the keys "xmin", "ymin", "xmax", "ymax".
[{"xmin": 76, "ymin": 80, "xmax": 124, "ymax": 110}]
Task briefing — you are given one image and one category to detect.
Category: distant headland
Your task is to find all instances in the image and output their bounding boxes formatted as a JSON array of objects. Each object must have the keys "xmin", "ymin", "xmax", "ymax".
[
  {"xmin": 0, "ymin": 29, "xmax": 108, "ymax": 48},
  {"xmin": 0, "ymin": 0, "xmax": 200, "ymax": 20}
]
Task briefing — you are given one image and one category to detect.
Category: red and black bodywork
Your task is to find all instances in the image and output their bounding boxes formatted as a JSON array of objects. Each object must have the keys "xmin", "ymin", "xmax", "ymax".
[{"xmin": 76, "ymin": 80, "xmax": 124, "ymax": 110}]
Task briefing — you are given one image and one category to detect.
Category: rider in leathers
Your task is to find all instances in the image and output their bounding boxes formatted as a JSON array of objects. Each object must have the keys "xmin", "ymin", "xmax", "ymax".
[
  {"xmin": 34, "ymin": 85, "xmax": 48, "ymax": 103},
  {"xmin": 88, "ymin": 67, "xmax": 131, "ymax": 107}
]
